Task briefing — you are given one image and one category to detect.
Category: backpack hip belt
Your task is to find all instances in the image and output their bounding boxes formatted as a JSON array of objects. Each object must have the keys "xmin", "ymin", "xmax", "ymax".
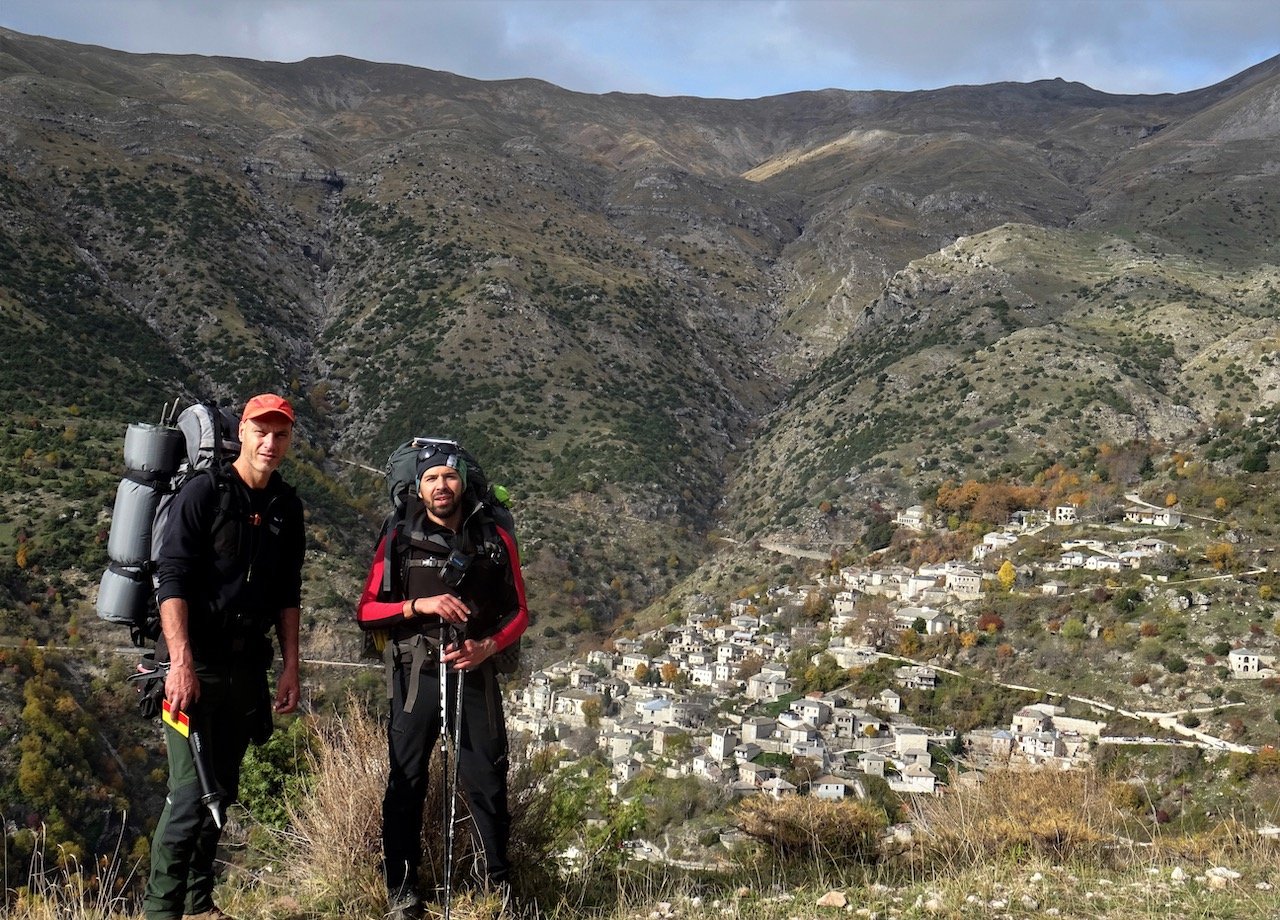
[{"xmin": 385, "ymin": 632, "xmax": 446, "ymax": 714}]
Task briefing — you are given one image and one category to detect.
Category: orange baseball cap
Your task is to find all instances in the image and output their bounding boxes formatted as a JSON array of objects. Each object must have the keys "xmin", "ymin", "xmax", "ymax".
[{"xmin": 241, "ymin": 393, "xmax": 295, "ymax": 425}]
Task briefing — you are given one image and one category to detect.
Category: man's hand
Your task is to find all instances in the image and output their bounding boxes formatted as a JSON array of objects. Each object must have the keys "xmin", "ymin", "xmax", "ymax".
[
  {"xmin": 274, "ymin": 664, "xmax": 300, "ymax": 713},
  {"xmin": 164, "ymin": 661, "xmax": 200, "ymax": 713},
  {"xmin": 410, "ymin": 593, "xmax": 471, "ymax": 624},
  {"xmin": 443, "ymin": 637, "xmax": 496, "ymax": 672}
]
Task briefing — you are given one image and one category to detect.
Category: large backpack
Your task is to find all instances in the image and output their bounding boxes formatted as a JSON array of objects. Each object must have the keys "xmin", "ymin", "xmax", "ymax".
[
  {"xmin": 372, "ymin": 437, "xmax": 523, "ymax": 674},
  {"xmin": 96, "ymin": 400, "xmax": 241, "ymax": 647}
]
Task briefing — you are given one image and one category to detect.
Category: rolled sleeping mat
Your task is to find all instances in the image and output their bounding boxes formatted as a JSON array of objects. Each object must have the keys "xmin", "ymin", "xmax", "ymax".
[
  {"xmin": 96, "ymin": 563, "xmax": 150, "ymax": 625},
  {"xmin": 106, "ymin": 477, "xmax": 162, "ymax": 566},
  {"xmin": 123, "ymin": 423, "xmax": 183, "ymax": 477}
]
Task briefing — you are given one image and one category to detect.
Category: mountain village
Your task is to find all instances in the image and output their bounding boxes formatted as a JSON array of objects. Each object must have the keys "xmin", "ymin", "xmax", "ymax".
[{"xmin": 506, "ymin": 501, "xmax": 1279, "ymax": 810}]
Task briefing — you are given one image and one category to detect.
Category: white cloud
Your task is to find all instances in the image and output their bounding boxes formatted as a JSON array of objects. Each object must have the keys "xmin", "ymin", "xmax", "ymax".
[{"xmin": 2, "ymin": 0, "xmax": 1276, "ymax": 97}]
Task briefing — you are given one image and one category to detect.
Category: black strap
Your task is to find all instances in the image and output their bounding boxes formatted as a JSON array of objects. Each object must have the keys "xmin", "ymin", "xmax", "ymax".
[
  {"xmin": 123, "ymin": 468, "xmax": 167, "ymax": 486},
  {"xmin": 384, "ymin": 633, "xmax": 443, "ymax": 714}
]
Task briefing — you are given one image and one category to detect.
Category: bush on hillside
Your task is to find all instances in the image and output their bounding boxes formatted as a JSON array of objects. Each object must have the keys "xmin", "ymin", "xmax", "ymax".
[{"xmin": 734, "ymin": 795, "xmax": 885, "ymax": 864}]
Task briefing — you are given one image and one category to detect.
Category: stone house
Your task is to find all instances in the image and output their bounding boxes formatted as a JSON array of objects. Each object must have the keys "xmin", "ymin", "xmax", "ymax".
[
  {"xmin": 813, "ymin": 775, "xmax": 861, "ymax": 801},
  {"xmin": 892, "ymin": 762, "xmax": 938, "ymax": 794},
  {"xmin": 894, "ymin": 606, "xmax": 952, "ymax": 635},
  {"xmin": 714, "ymin": 661, "xmax": 739, "ymax": 684},
  {"xmin": 1020, "ymin": 731, "xmax": 1066, "ymax": 759},
  {"xmin": 1229, "ymin": 647, "xmax": 1273, "ymax": 678},
  {"xmin": 741, "ymin": 717, "xmax": 776, "ymax": 744},
  {"xmin": 896, "ymin": 505, "xmax": 928, "ymax": 530},
  {"xmin": 893, "ymin": 726, "xmax": 930, "ymax": 757},
  {"xmin": 1011, "ymin": 706, "xmax": 1052, "ymax": 735},
  {"xmin": 691, "ymin": 665, "xmax": 715, "ymax": 687},
  {"xmin": 521, "ymin": 673, "xmax": 554, "ymax": 714},
  {"xmin": 651, "ymin": 725, "xmax": 684, "ymax": 754},
  {"xmin": 620, "ymin": 652, "xmax": 651, "ymax": 675},
  {"xmin": 761, "ymin": 776, "xmax": 797, "ymax": 798},
  {"xmin": 859, "ymin": 752, "xmax": 889, "ymax": 777},
  {"xmin": 793, "ymin": 697, "xmax": 833, "ymax": 726},
  {"xmin": 895, "ymin": 665, "xmax": 938, "ymax": 690},
  {"xmin": 612, "ymin": 756, "xmax": 644, "ymax": 784},
  {"xmin": 944, "ymin": 568, "xmax": 983, "ymax": 599},
  {"xmin": 746, "ymin": 672, "xmax": 792, "ymax": 702},
  {"xmin": 638, "ymin": 697, "xmax": 671, "ymax": 724},
  {"xmin": 585, "ymin": 649, "xmax": 616, "ymax": 669},
  {"xmin": 737, "ymin": 761, "xmax": 773, "ymax": 787},
  {"xmin": 709, "ymin": 728, "xmax": 739, "ymax": 762},
  {"xmin": 1123, "ymin": 505, "xmax": 1182, "ymax": 527},
  {"xmin": 554, "ymin": 688, "xmax": 603, "ymax": 726}
]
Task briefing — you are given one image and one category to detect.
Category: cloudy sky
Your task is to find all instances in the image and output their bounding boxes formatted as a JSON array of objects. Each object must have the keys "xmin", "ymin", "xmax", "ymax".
[{"xmin": 4, "ymin": 0, "xmax": 1278, "ymax": 99}]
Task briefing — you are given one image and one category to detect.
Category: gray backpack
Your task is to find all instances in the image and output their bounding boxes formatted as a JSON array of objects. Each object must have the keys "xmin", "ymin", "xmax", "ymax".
[{"xmin": 96, "ymin": 401, "xmax": 240, "ymax": 646}]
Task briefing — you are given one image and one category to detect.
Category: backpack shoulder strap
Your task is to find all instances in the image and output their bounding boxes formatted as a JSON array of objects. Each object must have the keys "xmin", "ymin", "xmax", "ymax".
[{"xmin": 379, "ymin": 499, "xmax": 415, "ymax": 600}]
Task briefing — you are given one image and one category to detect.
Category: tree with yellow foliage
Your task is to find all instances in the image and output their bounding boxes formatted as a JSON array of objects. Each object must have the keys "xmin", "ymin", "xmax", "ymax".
[
  {"xmin": 897, "ymin": 629, "xmax": 921, "ymax": 656},
  {"xmin": 997, "ymin": 560, "xmax": 1016, "ymax": 592},
  {"xmin": 1206, "ymin": 542, "xmax": 1238, "ymax": 572}
]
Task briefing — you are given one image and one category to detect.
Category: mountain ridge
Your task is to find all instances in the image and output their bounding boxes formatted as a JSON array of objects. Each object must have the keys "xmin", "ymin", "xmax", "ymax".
[{"xmin": 0, "ymin": 25, "xmax": 1278, "ymax": 647}]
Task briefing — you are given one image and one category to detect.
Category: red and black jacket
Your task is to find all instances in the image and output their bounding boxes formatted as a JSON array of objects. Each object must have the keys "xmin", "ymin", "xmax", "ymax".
[{"xmin": 356, "ymin": 495, "xmax": 528, "ymax": 655}]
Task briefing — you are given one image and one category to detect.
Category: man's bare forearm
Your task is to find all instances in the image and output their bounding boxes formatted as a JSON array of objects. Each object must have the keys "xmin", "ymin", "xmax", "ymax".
[{"xmin": 160, "ymin": 597, "xmax": 199, "ymax": 710}]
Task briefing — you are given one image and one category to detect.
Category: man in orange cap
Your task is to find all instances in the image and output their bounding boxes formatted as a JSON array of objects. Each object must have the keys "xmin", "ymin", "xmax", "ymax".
[{"xmin": 143, "ymin": 394, "xmax": 306, "ymax": 920}]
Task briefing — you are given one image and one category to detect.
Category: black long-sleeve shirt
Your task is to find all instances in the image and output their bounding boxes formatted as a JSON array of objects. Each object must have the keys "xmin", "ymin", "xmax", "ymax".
[{"xmin": 155, "ymin": 466, "xmax": 304, "ymax": 655}]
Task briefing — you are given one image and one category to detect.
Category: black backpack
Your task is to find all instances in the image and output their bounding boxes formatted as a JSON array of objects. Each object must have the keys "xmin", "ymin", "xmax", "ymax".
[{"xmin": 372, "ymin": 437, "xmax": 523, "ymax": 674}]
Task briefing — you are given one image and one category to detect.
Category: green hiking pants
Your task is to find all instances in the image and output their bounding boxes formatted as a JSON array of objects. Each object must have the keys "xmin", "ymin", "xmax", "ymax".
[{"xmin": 142, "ymin": 664, "xmax": 268, "ymax": 920}]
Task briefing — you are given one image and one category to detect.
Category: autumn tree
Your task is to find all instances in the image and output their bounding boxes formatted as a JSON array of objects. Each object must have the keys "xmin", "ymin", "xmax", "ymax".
[
  {"xmin": 897, "ymin": 629, "xmax": 921, "ymax": 656},
  {"xmin": 1206, "ymin": 542, "xmax": 1238, "ymax": 572},
  {"xmin": 737, "ymin": 653, "xmax": 764, "ymax": 680},
  {"xmin": 997, "ymin": 560, "xmax": 1016, "ymax": 591},
  {"xmin": 975, "ymin": 611, "xmax": 1005, "ymax": 633}
]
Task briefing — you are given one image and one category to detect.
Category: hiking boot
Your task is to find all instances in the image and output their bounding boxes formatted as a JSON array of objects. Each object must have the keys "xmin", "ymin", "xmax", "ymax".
[
  {"xmin": 184, "ymin": 910, "xmax": 237, "ymax": 920},
  {"xmin": 386, "ymin": 887, "xmax": 422, "ymax": 920}
]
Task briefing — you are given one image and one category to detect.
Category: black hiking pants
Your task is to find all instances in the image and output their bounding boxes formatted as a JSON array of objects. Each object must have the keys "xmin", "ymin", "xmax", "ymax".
[{"xmin": 383, "ymin": 661, "xmax": 510, "ymax": 895}]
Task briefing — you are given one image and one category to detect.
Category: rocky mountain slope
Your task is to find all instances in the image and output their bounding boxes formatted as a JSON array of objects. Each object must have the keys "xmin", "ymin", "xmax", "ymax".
[{"xmin": 1, "ymin": 27, "xmax": 1278, "ymax": 645}]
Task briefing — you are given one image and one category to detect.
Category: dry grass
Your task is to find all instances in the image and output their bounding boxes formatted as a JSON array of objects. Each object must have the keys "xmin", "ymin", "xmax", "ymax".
[
  {"xmin": 907, "ymin": 766, "xmax": 1130, "ymax": 868},
  {"xmin": 9, "ymin": 738, "xmax": 1279, "ymax": 920},
  {"xmin": 233, "ymin": 695, "xmax": 512, "ymax": 918},
  {"xmin": 3, "ymin": 826, "xmax": 140, "ymax": 920},
  {"xmin": 244, "ymin": 701, "xmax": 390, "ymax": 917}
]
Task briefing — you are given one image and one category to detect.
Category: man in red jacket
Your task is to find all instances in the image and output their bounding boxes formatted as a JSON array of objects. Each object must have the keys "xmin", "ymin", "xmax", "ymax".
[{"xmin": 357, "ymin": 440, "xmax": 528, "ymax": 918}]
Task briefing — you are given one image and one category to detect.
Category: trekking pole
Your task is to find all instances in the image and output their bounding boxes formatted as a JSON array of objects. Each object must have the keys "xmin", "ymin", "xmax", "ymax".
[
  {"xmin": 445, "ymin": 646, "xmax": 466, "ymax": 920},
  {"xmin": 439, "ymin": 631, "xmax": 450, "ymax": 916},
  {"xmin": 439, "ymin": 626, "xmax": 462, "ymax": 920}
]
